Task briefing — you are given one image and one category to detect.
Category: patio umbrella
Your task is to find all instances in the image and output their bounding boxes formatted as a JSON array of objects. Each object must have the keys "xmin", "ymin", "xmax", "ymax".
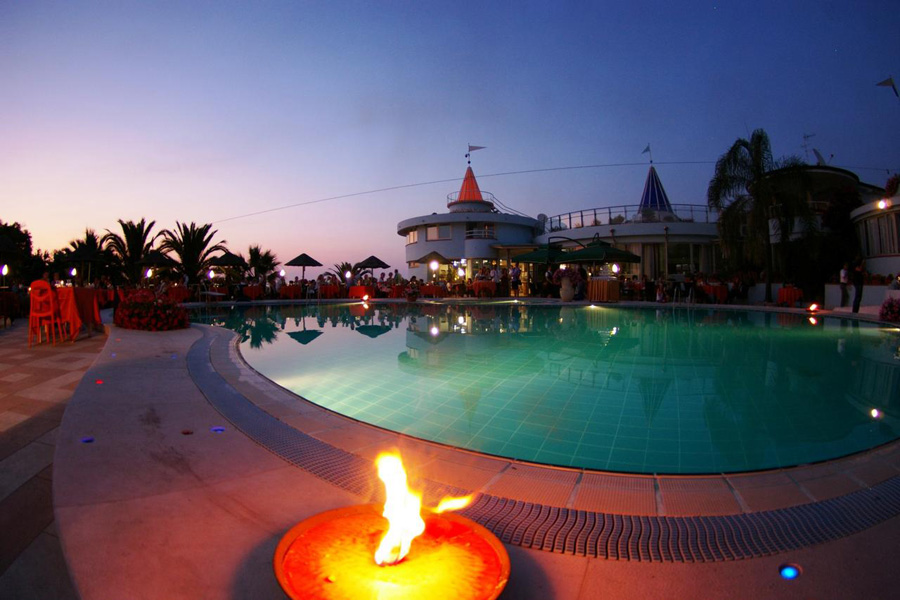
[
  {"xmin": 511, "ymin": 244, "xmax": 567, "ymax": 264},
  {"xmin": 564, "ymin": 243, "xmax": 641, "ymax": 264},
  {"xmin": 356, "ymin": 324, "xmax": 391, "ymax": 339},
  {"xmin": 355, "ymin": 255, "xmax": 390, "ymax": 271},
  {"xmin": 209, "ymin": 252, "xmax": 247, "ymax": 268},
  {"xmin": 414, "ymin": 251, "xmax": 448, "ymax": 264},
  {"xmin": 285, "ymin": 253, "xmax": 322, "ymax": 280}
]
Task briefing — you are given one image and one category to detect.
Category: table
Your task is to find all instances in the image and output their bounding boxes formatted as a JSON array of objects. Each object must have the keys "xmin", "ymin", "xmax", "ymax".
[
  {"xmin": 473, "ymin": 281, "xmax": 496, "ymax": 297},
  {"xmin": 778, "ymin": 286, "xmax": 803, "ymax": 306},
  {"xmin": 243, "ymin": 285, "xmax": 264, "ymax": 300},
  {"xmin": 348, "ymin": 285, "xmax": 375, "ymax": 299},
  {"xmin": 587, "ymin": 279, "xmax": 619, "ymax": 302},
  {"xmin": 56, "ymin": 287, "xmax": 103, "ymax": 341},
  {"xmin": 702, "ymin": 284, "xmax": 728, "ymax": 304},
  {"xmin": 419, "ymin": 284, "xmax": 444, "ymax": 298},
  {"xmin": 318, "ymin": 284, "xmax": 341, "ymax": 299},
  {"xmin": 279, "ymin": 285, "xmax": 305, "ymax": 300}
]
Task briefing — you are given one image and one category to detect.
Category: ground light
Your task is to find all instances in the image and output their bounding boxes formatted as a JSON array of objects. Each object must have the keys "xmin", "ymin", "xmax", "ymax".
[
  {"xmin": 871, "ymin": 408, "xmax": 883, "ymax": 419},
  {"xmin": 779, "ymin": 563, "xmax": 802, "ymax": 580},
  {"xmin": 145, "ymin": 268, "xmax": 153, "ymax": 279},
  {"xmin": 807, "ymin": 303, "xmax": 819, "ymax": 312}
]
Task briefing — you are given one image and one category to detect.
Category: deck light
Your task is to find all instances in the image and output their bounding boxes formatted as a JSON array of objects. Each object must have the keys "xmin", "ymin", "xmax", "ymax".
[
  {"xmin": 458, "ymin": 316, "xmax": 465, "ymax": 325},
  {"xmin": 457, "ymin": 267, "xmax": 465, "ymax": 277},
  {"xmin": 208, "ymin": 269, "xmax": 215, "ymax": 280},
  {"xmin": 345, "ymin": 271, "xmax": 352, "ymax": 280},
  {"xmin": 70, "ymin": 267, "xmax": 77, "ymax": 277},
  {"xmin": 611, "ymin": 264, "xmax": 620, "ymax": 274},
  {"xmin": 362, "ymin": 294, "xmax": 369, "ymax": 302},
  {"xmin": 807, "ymin": 303, "xmax": 819, "ymax": 312},
  {"xmin": 430, "ymin": 326, "xmax": 439, "ymax": 336},
  {"xmin": 279, "ymin": 269, "xmax": 285, "ymax": 277},
  {"xmin": 145, "ymin": 268, "xmax": 153, "ymax": 278},
  {"xmin": 1, "ymin": 264, "xmax": 7, "ymax": 276},
  {"xmin": 871, "ymin": 408, "xmax": 882, "ymax": 419},
  {"xmin": 779, "ymin": 564, "xmax": 801, "ymax": 580},
  {"xmin": 877, "ymin": 199, "xmax": 890, "ymax": 210}
]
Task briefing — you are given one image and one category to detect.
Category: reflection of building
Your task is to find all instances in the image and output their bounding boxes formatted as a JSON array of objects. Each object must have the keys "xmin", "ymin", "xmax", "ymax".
[{"xmin": 398, "ymin": 162, "xmax": 720, "ymax": 281}]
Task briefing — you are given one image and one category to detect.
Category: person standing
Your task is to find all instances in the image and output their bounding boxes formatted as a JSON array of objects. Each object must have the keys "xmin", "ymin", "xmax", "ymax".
[
  {"xmin": 839, "ymin": 262, "xmax": 849, "ymax": 307},
  {"xmin": 509, "ymin": 264, "xmax": 521, "ymax": 297},
  {"xmin": 851, "ymin": 256, "xmax": 866, "ymax": 313}
]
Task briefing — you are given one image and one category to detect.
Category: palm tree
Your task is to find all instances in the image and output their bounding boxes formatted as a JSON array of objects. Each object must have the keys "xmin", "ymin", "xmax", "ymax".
[
  {"xmin": 159, "ymin": 222, "xmax": 227, "ymax": 285},
  {"xmin": 707, "ymin": 129, "xmax": 806, "ymax": 302},
  {"xmin": 66, "ymin": 229, "xmax": 112, "ymax": 283},
  {"xmin": 330, "ymin": 261, "xmax": 358, "ymax": 284},
  {"xmin": 246, "ymin": 245, "xmax": 279, "ymax": 282},
  {"xmin": 102, "ymin": 218, "xmax": 161, "ymax": 286}
]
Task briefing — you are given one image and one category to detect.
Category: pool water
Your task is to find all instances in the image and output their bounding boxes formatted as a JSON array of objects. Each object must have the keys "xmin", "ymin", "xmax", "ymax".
[{"xmin": 194, "ymin": 303, "xmax": 900, "ymax": 474}]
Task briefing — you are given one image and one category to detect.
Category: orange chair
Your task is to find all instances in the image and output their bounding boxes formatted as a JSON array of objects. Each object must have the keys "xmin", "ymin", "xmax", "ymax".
[{"xmin": 28, "ymin": 280, "xmax": 63, "ymax": 346}]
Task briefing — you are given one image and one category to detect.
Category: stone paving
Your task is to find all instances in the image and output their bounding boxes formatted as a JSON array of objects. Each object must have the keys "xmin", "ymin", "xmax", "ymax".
[{"xmin": 0, "ymin": 317, "xmax": 106, "ymax": 599}]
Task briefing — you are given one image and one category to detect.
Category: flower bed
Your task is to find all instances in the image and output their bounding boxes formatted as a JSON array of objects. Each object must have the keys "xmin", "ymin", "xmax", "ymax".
[
  {"xmin": 879, "ymin": 297, "xmax": 900, "ymax": 322},
  {"xmin": 114, "ymin": 289, "xmax": 189, "ymax": 331}
]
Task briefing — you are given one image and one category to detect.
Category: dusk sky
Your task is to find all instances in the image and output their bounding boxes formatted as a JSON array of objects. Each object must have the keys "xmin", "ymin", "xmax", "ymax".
[{"xmin": 3, "ymin": 1, "xmax": 899, "ymax": 277}]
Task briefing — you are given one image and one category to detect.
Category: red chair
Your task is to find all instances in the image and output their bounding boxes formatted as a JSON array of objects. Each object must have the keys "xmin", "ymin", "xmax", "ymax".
[{"xmin": 28, "ymin": 280, "xmax": 63, "ymax": 346}]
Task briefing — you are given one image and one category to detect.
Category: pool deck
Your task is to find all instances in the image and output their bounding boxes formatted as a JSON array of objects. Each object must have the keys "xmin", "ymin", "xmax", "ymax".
[{"xmin": 2, "ymin": 300, "xmax": 899, "ymax": 599}]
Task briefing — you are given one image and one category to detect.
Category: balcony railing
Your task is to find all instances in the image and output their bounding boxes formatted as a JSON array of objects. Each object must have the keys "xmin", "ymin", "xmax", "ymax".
[
  {"xmin": 465, "ymin": 229, "xmax": 496, "ymax": 239},
  {"xmin": 545, "ymin": 204, "xmax": 718, "ymax": 233},
  {"xmin": 447, "ymin": 190, "xmax": 498, "ymax": 205}
]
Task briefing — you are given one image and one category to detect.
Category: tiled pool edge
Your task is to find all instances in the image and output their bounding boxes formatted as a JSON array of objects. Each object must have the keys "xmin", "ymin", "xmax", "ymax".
[{"xmin": 190, "ymin": 324, "xmax": 900, "ymax": 562}]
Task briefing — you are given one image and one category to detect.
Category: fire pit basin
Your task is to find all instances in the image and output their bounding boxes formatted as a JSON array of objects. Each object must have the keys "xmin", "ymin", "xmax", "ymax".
[{"xmin": 274, "ymin": 504, "xmax": 510, "ymax": 600}]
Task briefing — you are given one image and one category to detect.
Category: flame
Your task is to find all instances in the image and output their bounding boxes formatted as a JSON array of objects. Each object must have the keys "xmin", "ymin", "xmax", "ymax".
[
  {"xmin": 435, "ymin": 495, "xmax": 472, "ymax": 513},
  {"xmin": 374, "ymin": 453, "xmax": 425, "ymax": 565},
  {"xmin": 373, "ymin": 452, "xmax": 474, "ymax": 565}
]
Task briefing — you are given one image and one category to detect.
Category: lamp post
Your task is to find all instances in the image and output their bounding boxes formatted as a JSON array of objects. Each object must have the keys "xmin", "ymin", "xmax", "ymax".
[{"xmin": 429, "ymin": 260, "xmax": 439, "ymax": 282}]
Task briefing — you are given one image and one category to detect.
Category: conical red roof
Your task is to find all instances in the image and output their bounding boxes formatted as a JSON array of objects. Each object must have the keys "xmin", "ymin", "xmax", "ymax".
[{"xmin": 457, "ymin": 166, "xmax": 484, "ymax": 202}]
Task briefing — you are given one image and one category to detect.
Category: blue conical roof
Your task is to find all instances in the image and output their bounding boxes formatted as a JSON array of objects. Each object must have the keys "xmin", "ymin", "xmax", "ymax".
[{"xmin": 639, "ymin": 166, "xmax": 673, "ymax": 212}]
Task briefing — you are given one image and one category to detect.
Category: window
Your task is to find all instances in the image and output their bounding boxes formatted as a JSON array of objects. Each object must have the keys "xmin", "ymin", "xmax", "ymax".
[
  {"xmin": 406, "ymin": 230, "xmax": 418, "ymax": 245},
  {"xmin": 426, "ymin": 225, "xmax": 451, "ymax": 241}
]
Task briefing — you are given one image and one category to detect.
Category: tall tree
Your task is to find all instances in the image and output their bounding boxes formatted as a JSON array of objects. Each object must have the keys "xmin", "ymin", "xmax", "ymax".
[
  {"xmin": 66, "ymin": 229, "xmax": 113, "ymax": 283},
  {"xmin": 246, "ymin": 245, "xmax": 279, "ymax": 282},
  {"xmin": 707, "ymin": 129, "xmax": 806, "ymax": 302},
  {"xmin": 159, "ymin": 222, "xmax": 227, "ymax": 285},
  {"xmin": 102, "ymin": 218, "xmax": 161, "ymax": 285}
]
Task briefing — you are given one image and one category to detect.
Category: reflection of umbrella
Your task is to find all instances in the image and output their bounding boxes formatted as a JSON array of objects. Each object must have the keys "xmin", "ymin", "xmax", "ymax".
[
  {"xmin": 288, "ymin": 330, "xmax": 323, "ymax": 345},
  {"xmin": 138, "ymin": 250, "xmax": 178, "ymax": 267},
  {"xmin": 355, "ymin": 255, "xmax": 391, "ymax": 271},
  {"xmin": 286, "ymin": 253, "xmax": 322, "ymax": 280},
  {"xmin": 209, "ymin": 252, "xmax": 248, "ymax": 268},
  {"xmin": 357, "ymin": 325, "xmax": 391, "ymax": 339}
]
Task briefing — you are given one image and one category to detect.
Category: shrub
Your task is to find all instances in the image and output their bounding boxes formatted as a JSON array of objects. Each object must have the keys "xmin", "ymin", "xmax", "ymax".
[
  {"xmin": 114, "ymin": 289, "xmax": 189, "ymax": 331},
  {"xmin": 879, "ymin": 297, "xmax": 900, "ymax": 322}
]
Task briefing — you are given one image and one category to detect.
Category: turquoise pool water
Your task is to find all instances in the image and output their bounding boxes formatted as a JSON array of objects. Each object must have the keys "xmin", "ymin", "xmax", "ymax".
[{"xmin": 194, "ymin": 303, "xmax": 900, "ymax": 474}]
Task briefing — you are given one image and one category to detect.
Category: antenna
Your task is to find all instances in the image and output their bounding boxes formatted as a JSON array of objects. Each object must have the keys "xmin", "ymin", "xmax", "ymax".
[{"xmin": 802, "ymin": 133, "xmax": 816, "ymax": 162}]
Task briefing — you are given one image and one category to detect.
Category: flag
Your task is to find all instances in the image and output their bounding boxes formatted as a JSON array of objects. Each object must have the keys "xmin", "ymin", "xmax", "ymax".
[
  {"xmin": 467, "ymin": 145, "xmax": 486, "ymax": 152},
  {"xmin": 641, "ymin": 144, "xmax": 651, "ymax": 154},
  {"xmin": 877, "ymin": 77, "xmax": 899, "ymax": 98}
]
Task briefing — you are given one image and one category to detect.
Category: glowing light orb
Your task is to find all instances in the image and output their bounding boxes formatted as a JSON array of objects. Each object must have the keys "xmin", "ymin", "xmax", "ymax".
[
  {"xmin": 871, "ymin": 408, "xmax": 882, "ymax": 419},
  {"xmin": 429, "ymin": 260, "xmax": 439, "ymax": 272},
  {"xmin": 279, "ymin": 269, "xmax": 286, "ymax": 277},
  {"xmin": 611, "ymin": 264, "xmax": 620, "ymax": 274},
  {"xmin": 808, "ymin": 303, "xmax": 819, "ymax": 312},
  {"xmin": 1, "ymin": 264, "xmax": 8, "ymax": 276},
  {"xmin": 145, "ymin": 268, "xmax": 153, "ymax": 278},
  {"xmin": 779, "ymin": 564, "xmax": 801, "ymax": 580},
  {"xmin": 877, "ymin": 199, "xmax": 888, "ymax": 210},
  {"xmin": 208, "ymin": 270, "xmax": 215, "ymax": 279},
  {"xmin": 430, "ymin": 326, "xmax": 439, "ymax": 336},
  {"xmin": 70, "ymin": 267, "xmax": 77, "ymax": 277}
]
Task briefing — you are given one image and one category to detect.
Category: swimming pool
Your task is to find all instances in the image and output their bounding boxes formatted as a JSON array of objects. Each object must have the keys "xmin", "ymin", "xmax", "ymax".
[{"xmin": 194, "ymin": 302, "xmax": 899, "ymax": 474}]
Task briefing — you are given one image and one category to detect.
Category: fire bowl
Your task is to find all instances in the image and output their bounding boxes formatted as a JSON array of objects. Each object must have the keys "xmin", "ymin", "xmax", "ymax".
[{"xmin": 274, "ymin": 504, "xmax": 510, "ymax": 600}]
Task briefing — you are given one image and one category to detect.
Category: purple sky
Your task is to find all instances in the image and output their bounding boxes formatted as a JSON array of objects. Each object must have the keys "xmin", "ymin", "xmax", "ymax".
[{"xmin": 3, "ymin": 1, "xmax": 898, "ymax": 277}]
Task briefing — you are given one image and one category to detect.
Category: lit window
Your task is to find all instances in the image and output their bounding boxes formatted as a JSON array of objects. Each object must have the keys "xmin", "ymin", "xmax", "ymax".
[{"xmin": 406, "ymin": 230, "xmax": 418, "ymax": 244}]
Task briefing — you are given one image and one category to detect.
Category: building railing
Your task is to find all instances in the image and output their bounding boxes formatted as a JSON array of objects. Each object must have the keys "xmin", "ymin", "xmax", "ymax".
[
  {"xmin": 545, "ymin": 204, "xmax": 718, "ymax": 233},
  {"xmin": 465, "ymin": 229, "xmax": 496, "ymax": 239},
  {"xmin": 447, "ymin": 190, "xmax": 498, "ymax": 205}
]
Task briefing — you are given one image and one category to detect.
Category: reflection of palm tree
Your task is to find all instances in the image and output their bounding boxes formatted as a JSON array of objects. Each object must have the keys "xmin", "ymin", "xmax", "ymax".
[
  {"xmin": 160, "ymin": 222, "xmax": 227, "ymax": 285},
  {"xmin": 102, "ymin": 218, "xmax": 161, "ymax": 285},
  {"xmin": 638, "ymin": 377, "xmax": 671, "ymax": 425}
]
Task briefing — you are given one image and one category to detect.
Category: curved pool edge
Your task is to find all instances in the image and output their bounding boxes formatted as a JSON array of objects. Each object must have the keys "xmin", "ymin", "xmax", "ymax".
[{"xmin": 196, "ymin": 322, "xmax": 900, "ymax": 560}]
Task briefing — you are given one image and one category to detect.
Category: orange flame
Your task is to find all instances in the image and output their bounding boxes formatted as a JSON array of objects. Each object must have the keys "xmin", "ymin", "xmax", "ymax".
[{"xmin": 374, "ymin": 452, "xmax": 474, "ymax": 565}]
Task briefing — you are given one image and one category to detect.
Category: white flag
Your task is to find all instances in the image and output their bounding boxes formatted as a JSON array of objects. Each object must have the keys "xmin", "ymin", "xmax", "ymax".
[{"xmin": 468, "ymin": 145, "xmax": 486, "ymax": 152}]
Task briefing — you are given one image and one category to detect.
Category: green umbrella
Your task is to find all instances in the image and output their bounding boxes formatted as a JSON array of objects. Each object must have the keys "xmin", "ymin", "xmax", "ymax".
[
  {"xmin": 511, "ymin": 244, "xmax": 567, "ymax": 264},
  {"xmin": 563, "ymin": 240, "xmax": 641, "ymax": 264}
]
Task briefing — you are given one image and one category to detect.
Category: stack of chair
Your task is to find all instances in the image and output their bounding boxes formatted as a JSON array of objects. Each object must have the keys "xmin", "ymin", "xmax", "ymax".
[{"xmin": 28, "ymin": 280, "xmax": 63, "ymax": 346}]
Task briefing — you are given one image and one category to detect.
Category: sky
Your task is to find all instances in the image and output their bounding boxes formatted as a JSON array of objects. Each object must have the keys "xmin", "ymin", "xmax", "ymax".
[{"xmin": 2, "ymin": 1, "xmax": 899, "ymax": 278}]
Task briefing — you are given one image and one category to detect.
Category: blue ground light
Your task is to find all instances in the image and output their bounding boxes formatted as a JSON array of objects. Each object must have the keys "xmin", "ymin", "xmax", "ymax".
[{"xmin": 779, "ymin": 564, "xmax": 801, "ymax": 580}]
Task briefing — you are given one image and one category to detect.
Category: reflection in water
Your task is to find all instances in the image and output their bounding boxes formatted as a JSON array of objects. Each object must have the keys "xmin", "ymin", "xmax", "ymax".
[{"xmin": 193, "ymin": 303, "xmax": 900, "ymax": 474}]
